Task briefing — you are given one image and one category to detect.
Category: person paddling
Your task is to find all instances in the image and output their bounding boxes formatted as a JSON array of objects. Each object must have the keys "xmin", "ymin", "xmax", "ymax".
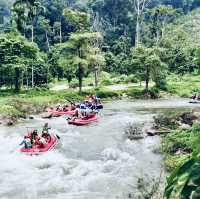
[
  {"xmin": 42, "ymin": 123, "xmax": 51, "ymax": 142},
  {"xmin": 20, "ymin": 136, "xmax": 32, "ymax": 149}
]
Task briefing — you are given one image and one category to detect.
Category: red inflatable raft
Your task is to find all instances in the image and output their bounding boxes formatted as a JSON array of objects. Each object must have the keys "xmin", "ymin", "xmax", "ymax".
[
  {"xmin": 20, "ymin": 134, "xmax": 58, "ymax": 155},
  {"xmin": 47, "ymin": 108, "xmax": 75, "ymax": 116},
  {"xmin": 68, "ymin": 114, "xmax": 98, "ymax": 126}
]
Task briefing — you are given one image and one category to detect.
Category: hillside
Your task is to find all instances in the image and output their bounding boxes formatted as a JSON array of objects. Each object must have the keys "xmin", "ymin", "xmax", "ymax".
[{"xmin": 169, "ymin": 8, "xmax": 200, "ymax": 48}]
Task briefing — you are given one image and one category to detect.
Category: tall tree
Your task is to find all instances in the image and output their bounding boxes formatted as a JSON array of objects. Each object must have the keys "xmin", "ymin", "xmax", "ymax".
[
  {"xmin": 0, "ymin": 32, "xmax": 41, "ymax": 91},
  {"xmin": 131, "ymin": 45, "xmax": 167, "ymax": 90},
  {"xmin": 133, "ymin": 0, "xmax": 151, "ymax": 46}
]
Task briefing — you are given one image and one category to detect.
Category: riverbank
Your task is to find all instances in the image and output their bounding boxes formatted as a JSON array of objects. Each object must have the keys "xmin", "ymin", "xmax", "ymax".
[
  {"xmin": 152, "ymin": 108, "xmax": 200, "ymax": 171},
  {"xmin": 0, "ymin": 87, "xmax": 129, "ymax": 125},
  {"xmin": 0, "ymin": 85, "xmax": 158, "ymax": 125},
  {"xmin": 0, "ymin": 73, "xmax": 200, "ymax": 125}
]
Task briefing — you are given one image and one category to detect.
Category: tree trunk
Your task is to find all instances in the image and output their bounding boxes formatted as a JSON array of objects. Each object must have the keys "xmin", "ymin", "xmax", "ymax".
[
  {"xmin": 94, "ymin": 64, "xmax": 99, "ymax": 88},
  {"xmin": 135, "ymin": 15, "xmax": 140, "ymax": 47},
  {"xmin": 145, "ymin": 67, "xmax": 150, "ymax": 90},
  {"xmin": 25, "ymin": 66, "xmax": 29, "ymax": 90},
  {"xmin": 31, "ymin": 65, "xmax": 34, "ymax": 88},
  {"xmin": 31, "ymin": 24, "xmax": 34, "ymax": 43},
  {"xmin": 46, "ymin": 31, "xmax": 50, "ymax": 52},
  {"xmin": 78, "ymin": 64, "xmax": 83, "ymax": 93},
  {"xmin": 31, "ymin": 23, "xmax": 34, "ymax": 88},
  {"xmin": 94, "ymin": 70, "xmax": 98, "ymax": 87},
  {"xmin": 59, "ymin": 20, "xmax": 62, "ymax": 44},
  {"xmin": 14, "ymin": 68, "xmax": 21, "ymax": 92}
]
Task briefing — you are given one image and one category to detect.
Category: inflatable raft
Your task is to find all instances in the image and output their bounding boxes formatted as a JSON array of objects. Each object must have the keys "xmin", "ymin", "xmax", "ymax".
[
  {"xmin": 47, "ymin": 108, "xmax": 75, "ymax": 116},
  {"xmin": 189, "ymin": 100, "xmax": 200, "ymax": 104},
  {"xmin": 20, "ymin": 134, "xmax": 58, "ymax": 155},
  {"xmin": 68, "ymin": 114, "xmax": 98, "ymax": 126}
]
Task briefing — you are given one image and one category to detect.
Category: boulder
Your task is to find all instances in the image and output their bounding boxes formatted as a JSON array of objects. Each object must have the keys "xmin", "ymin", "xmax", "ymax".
[
  {"xmin": 146, "ymin": 128, "xmax": 157, "ymax": 136},
  {"xmin": 179, "ymin": 123, "xmax": 191, "ymax": 130},
  {"xmin": 5, "ymin": 118, "xmax": 16, "ymax": 126},
  {"xmin": 29, "ymin": 115, "xmax": 34, "ymax": 119},
  {"xmin": 41, "ymin": 112, "xmax": 53, "ymax": 119},
  {"xmin": 179, "ymin": 112, "xmax": 198, "ymax": 126}
]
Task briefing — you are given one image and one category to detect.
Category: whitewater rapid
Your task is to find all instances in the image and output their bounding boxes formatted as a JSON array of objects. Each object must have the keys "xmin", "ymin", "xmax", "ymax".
[{"xmin": 0, "ymin": 98, "xmax": 199, "ymax": 199}]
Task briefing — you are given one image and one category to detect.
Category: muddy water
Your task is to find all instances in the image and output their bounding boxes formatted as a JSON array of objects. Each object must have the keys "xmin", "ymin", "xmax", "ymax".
[{"xmin": 0, "ymin": 98, "xmax": 199, "ymax": 199}]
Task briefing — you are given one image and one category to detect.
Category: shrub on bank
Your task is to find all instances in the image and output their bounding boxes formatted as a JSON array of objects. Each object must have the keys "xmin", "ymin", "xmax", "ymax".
[
  {"xmin": 101, "ymin": 79, "xmax": 113, "ymax": 86},
  {"xmin": 82, "ymin": 88, "xmax": 121, "ymax": 99},
  {"xmin": 0, "ymin": 105, "xmax": 23, "ymax": 118},
  {"xmin": 124, "ymin": 74, "xmax": 138, "ymax": 84},
  {"xmin": 162, "ymin": 123, "xmax": 200, "ymax": 171},
  {"xmin": 127, "ymin": 87, "xmax": 160, "ymax": 99}
]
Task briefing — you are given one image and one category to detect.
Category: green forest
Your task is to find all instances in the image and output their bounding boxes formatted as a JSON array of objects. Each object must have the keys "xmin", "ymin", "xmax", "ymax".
[
  {"xmin": 0, "ymin": 0, "xmax": 200, "ymax": 93},
  {"xmin": 1, "ymin": 0, "xmax": 200, "ymax": 198}
]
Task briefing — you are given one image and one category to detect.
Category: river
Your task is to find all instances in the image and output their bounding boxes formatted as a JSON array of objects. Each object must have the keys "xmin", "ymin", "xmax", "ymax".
[{"xmin": 0, "ymin": 98, "xmax": 199, "ymax": 199}]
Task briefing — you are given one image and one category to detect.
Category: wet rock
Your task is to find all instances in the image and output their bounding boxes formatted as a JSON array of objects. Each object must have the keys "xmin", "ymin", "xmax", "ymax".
[
  {"xmin": 193, "ymin": 111, "xmax": 200, "ymax": 118},
  {"xmin": 122, "ymin": 93, "xmax": 128, "ymax": 98},
  {"xmin": 5, "ymin": 118, "xmax": 15, "ymax": 126},
  {"xmin": 179, "ymin": 123, "xmax": 191, "ymax": 130},
  {"xmin": 41, "ymin": 112, "xmax": 53, "ymax": 119},
  {"xmin": 128, "ymin": 134, "xmax": 144, "ymax": 140},
  {"xmin": 179, "ymin": 112, "xmax": 198, "ymax": 126},
  {"xmin": 29, "ymin": 115, "xmax": 34, "ymax": 119},
  {"xmin": 125, "ymin": 123, "xmax": 144, "ymax": 140},
  {"xmin": 146, "ymin": 128, "xmax": 157, "ymax": 136}
]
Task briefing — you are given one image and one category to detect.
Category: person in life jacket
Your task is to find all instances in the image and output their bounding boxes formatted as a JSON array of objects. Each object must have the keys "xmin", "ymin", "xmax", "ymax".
[
  {"xmin": 43, "ymin": 123, "xmax": 50, "ymax": 133},
  {"xmin": 31, "ymin": 130, "xmax": 38, "ymax": 144},
  {"xmin": 20, "ymin": 136, "xmax": 32, "ymax": 149},
  {"xmin": 39, "ymin": 137, "xmax": 47, "ymax": 148}
]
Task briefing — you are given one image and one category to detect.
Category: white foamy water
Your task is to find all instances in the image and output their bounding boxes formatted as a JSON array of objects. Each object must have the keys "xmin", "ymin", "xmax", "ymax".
[{"xmin": 0, "ymin": 98, "xmax": 199, "ymax": 199}]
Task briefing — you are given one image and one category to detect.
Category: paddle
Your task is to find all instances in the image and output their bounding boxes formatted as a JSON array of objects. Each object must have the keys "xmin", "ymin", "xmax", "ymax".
[{"xmin": 56, "ymin": 134, "xmax": 61, "ymax": 140}]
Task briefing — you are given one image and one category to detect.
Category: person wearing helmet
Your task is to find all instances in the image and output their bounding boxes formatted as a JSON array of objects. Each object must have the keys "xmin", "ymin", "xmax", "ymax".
[
  {"xmin": 43, "ymin": 123, "xmax": 50, "ymax": 133},
  {"xmin": 31, "ymin": 130, "xmax": 38, "ymax": 144},
  {"xmin": 42, "ymin": 127, "xmax": 51, "ymax": 143}
]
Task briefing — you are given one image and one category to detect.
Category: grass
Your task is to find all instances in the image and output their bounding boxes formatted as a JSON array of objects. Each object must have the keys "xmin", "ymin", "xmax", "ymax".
[
  {"xmin": 162, "ymin": 123, "xmax": 200, "ymax": 171},
  {"xmin": 167, "ymin": 74, "xmax": 200, "ymax": 97}
]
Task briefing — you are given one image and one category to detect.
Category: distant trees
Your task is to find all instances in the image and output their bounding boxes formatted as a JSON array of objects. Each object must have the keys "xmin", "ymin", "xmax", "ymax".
[
  {"xmin": 146, "ymin": 5, "xmax": 177, "ymax": 44},
  {"xmin": 130, "ymin": 45, "xmax": 167, "ymax": 90},
  {"xmin": 0, "ymin": 0, "xmax": 199, "ymax": 93},
  {"xmin": 54, "ymin": 8, "xmax": 105, "ymax": 92},
  {"xmin": 196, "ymin": 48, "xmax": 200, "ymax": 72},
  {"xmin": 0, "ymin": 32, "xmax": 47, "ymax": 92}
]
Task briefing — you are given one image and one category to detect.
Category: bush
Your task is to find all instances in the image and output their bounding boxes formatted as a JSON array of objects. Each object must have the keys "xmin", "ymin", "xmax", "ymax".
[
  {"xmin": 100, "ymin": 71, "xmax": 111, "ymax": 80},
  {"xmin": 96, "ymin": 89, "xmax": 120, "ymax": 98},
  {"xmin": 101, "ymin": 79, "xmax": 113, "ymax": 86},
  {"xmin": 0, "ymin": 105, "xmax": 23, "ymax": 117},
  {"xmin": 124, "ymin": 75, "xmax": 138, "ymax": 84},
  {"xmin": 155, "ymin": 79, "xmax": 168, "ymax": 91},
  {"xmin": 112, "ymin": 77, "xmax": 121, "ymax": 84}
]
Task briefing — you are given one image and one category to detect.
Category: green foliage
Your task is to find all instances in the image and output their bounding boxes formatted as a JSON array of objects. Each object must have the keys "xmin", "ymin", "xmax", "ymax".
[
  {"xmin": 160, "ymin": 118, "xmax": 200, "ymax": 179},
  {"xmin": 63, "ymin": 8, "xmax": 89, "ymax": 31},
  {"xmin": 0, "ymin": 32, "xmax": 47, "ymax": 91},
  {"xmin": 55, "ymin": 28, "xmax": 104, "ymax": 92},
  {"xmin": 0, "ymin": 104, "xmax": 22, "ymax": 117},
  {"xmin": 165, "ymin": 154, "xmax": 200, "ymax": 199},
  {"xmin": 130, "ymin": 45, "xmax": 167, "ymax": 90},
  {"xmin": 167, "ymin": 74, "xmax": 200, "ymax": 97},
  {"xmin": 124, "ymin": 75, "xmax": 139, "ymax": 84}
]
